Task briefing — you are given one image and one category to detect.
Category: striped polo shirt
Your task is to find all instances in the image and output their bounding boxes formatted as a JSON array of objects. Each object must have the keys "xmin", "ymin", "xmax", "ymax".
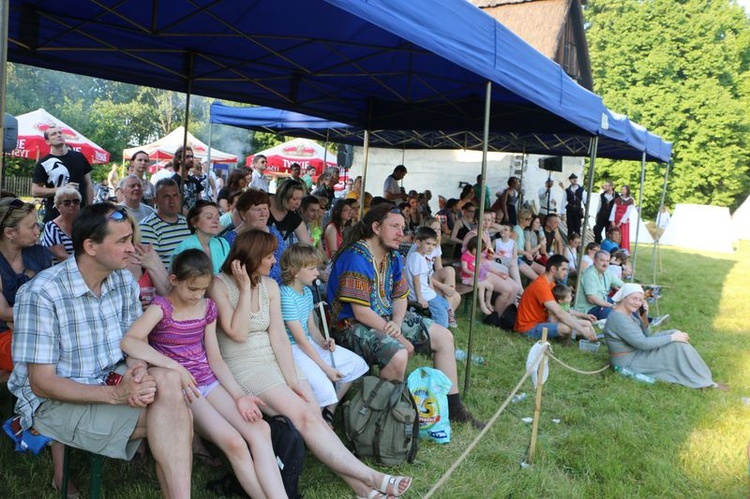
[{"xmin": 139, "ymin": 212, "xmax": 191, "ymax": 269}]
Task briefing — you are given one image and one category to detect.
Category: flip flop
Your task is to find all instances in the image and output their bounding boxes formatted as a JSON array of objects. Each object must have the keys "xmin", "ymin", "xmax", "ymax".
[{"xmin": 378, "ymin": 475, "xmax": 412, "ymax": 497}]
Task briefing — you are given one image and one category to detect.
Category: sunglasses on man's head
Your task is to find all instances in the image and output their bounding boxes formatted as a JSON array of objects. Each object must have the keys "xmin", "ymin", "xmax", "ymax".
[
  {"xmin": 0, "ymin": 198, "xmax": 26, "ymax": 229},
  {"xmin": 107, "ymin": 207, "xmax": 129, "ymax": 222}
]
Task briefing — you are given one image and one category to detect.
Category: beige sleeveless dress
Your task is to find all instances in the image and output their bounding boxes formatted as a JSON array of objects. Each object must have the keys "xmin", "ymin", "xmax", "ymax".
[{"xmin": 216, "ymin": 272, "xmax": 302, "ymax": 396}]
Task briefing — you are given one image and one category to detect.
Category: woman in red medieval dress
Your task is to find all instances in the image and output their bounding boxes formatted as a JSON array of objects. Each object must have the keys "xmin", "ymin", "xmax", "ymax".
[{"xmin": 610, "ymin": 185, "xmax": 634, "ymax": 253}]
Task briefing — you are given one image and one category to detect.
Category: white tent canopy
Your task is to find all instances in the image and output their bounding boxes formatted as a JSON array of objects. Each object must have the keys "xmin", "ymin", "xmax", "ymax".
[
  {"xmin": 123, "ymin": 126, "xmax": 237, "ymax": 164},
  {"xmin": 659, "ymin": 203, "xmax": 734, "ymax": 253},
  {"xmin": 731, "ymin": 196, "xmax": 750, "ymax": 241}
]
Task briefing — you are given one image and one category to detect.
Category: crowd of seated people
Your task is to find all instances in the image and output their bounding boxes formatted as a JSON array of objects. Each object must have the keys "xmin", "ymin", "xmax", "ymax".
[{"xmin": 1, "ymin": 162, "xmax": 710, "ymax": 497}]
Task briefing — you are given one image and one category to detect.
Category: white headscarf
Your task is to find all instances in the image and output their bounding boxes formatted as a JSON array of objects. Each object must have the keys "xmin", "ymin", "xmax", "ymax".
[{"xmin": 612, "ymin": 283, "xmax": 644, "ymax": 303}]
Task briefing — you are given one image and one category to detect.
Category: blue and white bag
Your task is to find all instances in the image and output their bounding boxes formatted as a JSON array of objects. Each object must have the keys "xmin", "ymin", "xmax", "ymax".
[{"xmin": 407, "ymin": 367, "xmax": 452, "ymax": 444}]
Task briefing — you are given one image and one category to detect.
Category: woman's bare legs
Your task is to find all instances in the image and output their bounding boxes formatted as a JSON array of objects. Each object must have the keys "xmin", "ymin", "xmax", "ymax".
[
  {"xmin": 259, "ymin": 380, "xmax": 410, "ymax": 497},
  {"xmin": 201, "ymin": 385, "xmax": 287, "ymax": 499},
  {"xmin": 507, "ymin": 260, "xmax": 524, "ymax": 292},
  {"xmin": 485, "ymin": 273, "xmax": 516, "ymax": 316},
  {"xmin": 191, "ymin": 391, "xmax": 273, "ymax": 499},
  {"xmin": 518, "ymin": 261, "xmax": 539, "ymax": 280}
]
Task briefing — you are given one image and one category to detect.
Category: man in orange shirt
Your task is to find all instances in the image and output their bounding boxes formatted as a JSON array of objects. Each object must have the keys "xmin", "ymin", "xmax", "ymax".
[{"xmin": 515, "ymin": 255, "xmax": 598, "ymax": 340}]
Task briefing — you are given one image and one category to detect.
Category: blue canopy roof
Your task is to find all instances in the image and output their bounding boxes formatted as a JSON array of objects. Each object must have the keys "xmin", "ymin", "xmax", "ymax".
[
  {"xmin": 7, "ymin": 0, "xmax": 670, "ymax": 162},
  {"xmin": 211, "ymin": 103, "xmax": 672, "ymax": 162}
]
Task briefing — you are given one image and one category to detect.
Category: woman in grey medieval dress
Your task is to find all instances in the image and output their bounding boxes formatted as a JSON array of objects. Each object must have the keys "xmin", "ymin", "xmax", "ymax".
[{"xmin": 603, "ymin": 283, "xmax": 727, "ymax": 390}]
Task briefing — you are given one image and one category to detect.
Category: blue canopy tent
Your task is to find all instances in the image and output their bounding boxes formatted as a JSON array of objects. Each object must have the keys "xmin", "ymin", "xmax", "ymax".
[
  {"xmin": 1, "ymin": 0, "xmax": 672, "ymax": 399},
  {"xmin": 4, "ymin": 0, "xmax": 608, "ymax": 144},
  {"xmin": 210, "ymin": 102, "xmax": 671, "ymax": 161}
]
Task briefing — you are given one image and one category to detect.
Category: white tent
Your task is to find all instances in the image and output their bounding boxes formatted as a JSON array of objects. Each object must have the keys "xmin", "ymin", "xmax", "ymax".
[
  {"xmin": 731, "ymin": 196, "xmax": 750, "ymax": 241},
  {"xmin": 586, "ymin": 196, "xmax": 653, "ymax": 244},
  {"xmin": 659, "ymin": 203, "xmax": 734, "ymax": 253},
  {"xmin": 123, "ymin": 126, "xmax": 238, "ymax": 163}
]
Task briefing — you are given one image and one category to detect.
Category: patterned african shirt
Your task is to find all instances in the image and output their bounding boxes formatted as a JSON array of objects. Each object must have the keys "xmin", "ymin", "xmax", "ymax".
[{"xmin": 327, "ymin": 240, "xmax": 409, "ymax": 328}]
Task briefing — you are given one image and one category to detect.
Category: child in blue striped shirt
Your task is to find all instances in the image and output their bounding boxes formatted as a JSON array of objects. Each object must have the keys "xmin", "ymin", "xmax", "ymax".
[{"xmin": 279, "ymin": 243, "xmax": 368, "ymax": 427}]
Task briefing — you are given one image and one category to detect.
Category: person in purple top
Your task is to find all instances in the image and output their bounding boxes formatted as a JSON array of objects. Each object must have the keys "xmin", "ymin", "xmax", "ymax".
[{"xmin": 121, "ymin": 249, "xmax": 285, "ymax": 498}]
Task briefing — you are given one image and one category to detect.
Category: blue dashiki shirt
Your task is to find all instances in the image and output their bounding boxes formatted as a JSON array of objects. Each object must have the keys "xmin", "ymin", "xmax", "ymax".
[{"xmin": 327, "ymin": 240, "xmax": 409, "ymax": 327}]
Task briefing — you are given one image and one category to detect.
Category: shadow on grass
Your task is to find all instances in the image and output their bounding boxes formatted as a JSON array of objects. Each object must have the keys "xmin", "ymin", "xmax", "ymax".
[
  {"xmin": 0, "ymin": 244, "xmax": 747, "ymax": 498},
  {"xmin": 411, "ymin": 244, "xmax": 747, "ymax": 498}
]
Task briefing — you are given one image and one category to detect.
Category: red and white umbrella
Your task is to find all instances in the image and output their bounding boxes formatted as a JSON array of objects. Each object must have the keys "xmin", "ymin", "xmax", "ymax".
[
  {"xmin": 9, "ymin": 108, "xmax": 111, "ymax": 164},
  {"xmin": 246, "ymin": 138, "xmax": 336, "ymax": 176}
]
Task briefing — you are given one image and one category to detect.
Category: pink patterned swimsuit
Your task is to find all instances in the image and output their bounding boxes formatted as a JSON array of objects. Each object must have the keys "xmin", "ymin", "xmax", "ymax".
[{"xmin": 149, "ymin": 295, "xmax": 219, "ymax": 388}]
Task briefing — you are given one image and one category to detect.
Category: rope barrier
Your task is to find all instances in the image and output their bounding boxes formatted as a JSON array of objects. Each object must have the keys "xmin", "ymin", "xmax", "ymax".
[
  {"xmin": 546, "ymin": 352, "xmax": 610, "ymax": 375},
  {"xmin": 424, "ymin": 341, "xmax": 611, "ymax": 497},
  {"xmin": 423, "ymin": 344, "xmax": 548, "ymax": 499}
]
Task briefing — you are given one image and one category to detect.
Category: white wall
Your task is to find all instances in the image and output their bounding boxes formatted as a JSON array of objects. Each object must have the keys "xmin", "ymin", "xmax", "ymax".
[{"xmin": 348, "ymin": 147, "xmax": 585, "ymax": 213}]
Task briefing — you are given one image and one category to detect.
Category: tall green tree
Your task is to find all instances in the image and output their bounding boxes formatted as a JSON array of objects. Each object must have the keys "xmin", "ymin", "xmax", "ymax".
[{"xmin": 586, "ymin": 0, "xmax": 750, "ymax": 215}]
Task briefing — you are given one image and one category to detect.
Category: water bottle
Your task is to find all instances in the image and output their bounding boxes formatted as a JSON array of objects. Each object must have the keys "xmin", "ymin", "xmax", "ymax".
[
  {"xmin": 511, "ymin": 392, "xmax": 527, "ymax": 403},
  {"xmin": 470, "ymin": 354, "xmax": 486, "ymax": 366},
  {"xmin": 455, "ymin": 349, "xmax": 485, "ymax": 365},
  {"xmin": 614, "ymin": 366, "xmax": 655, "ymax": 384}
]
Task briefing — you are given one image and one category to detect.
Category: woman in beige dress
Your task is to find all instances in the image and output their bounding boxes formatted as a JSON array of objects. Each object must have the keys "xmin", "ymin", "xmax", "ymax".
[{"xmin": 209, "ymin": 229, "xmax": 412, "ymax": 499}]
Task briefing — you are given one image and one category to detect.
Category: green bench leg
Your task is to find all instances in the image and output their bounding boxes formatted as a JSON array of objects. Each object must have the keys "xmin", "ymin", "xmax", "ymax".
[{"xmin": 61, "ymin": 445, "xmax": 105, "ymax": 499}]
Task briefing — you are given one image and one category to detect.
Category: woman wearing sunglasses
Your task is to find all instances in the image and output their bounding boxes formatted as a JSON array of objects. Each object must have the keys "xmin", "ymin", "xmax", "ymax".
[
  {"xmin": 0, "ymin": 197, "xmax": 75, "ymax": 495},
  {"xmin": 41, "ymin": 185, "xmax": 81, "ymax": 262}
]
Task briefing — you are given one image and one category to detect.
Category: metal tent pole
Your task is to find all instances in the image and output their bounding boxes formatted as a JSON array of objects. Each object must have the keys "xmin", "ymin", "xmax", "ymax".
[
  {"xmin": 206, "ymin": 122, "xmax": 213, "ymax": 168},
  {"xmin": 0, "ymin": 0, "xmax": 9, "ymax": 186},
  {"xmin": 180, "ymin": 52, "xmax": 195, "ymax": 185},
  {"xmin": 650, "ymin": 161, "xmax": 671, "ymax": 282},
  {"xmin": 574, "ymin": 136, "xmax": 598, "ymax": 301},
  {"xmin": 631, "ymin": 151, "xmax": 647, "ymax": 278},
  {"xmin": 464, "ymin": 80, "xmax": 492, "ymax": 396},
  {"xmin": 359, "ymin": 130, "xmax": 370, "ymax": 220}
]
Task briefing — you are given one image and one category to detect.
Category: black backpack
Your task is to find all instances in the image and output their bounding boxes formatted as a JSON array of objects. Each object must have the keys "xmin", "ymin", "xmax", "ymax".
[
  {"xmin": 205, "ymin": 415, "xmax": 306, "ymax": 498},
  {"xmin": 483, "ymin": 303, "xmax": 518, "ymax": 331},
  {"xmin": 268, "ymin": 415, "xmax": 306, "ymax": 499}
]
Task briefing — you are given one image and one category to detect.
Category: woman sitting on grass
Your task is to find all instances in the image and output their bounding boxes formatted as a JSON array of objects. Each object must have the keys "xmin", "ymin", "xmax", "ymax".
[{"xmin": 603, "ymin": 283, "xmax": 728, "ymax": 390}]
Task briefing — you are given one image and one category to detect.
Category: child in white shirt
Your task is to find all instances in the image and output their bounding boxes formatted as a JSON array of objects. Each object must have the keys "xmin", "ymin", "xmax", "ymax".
[{"xmin": 405, "ymin": 227, "xmax": 451, "ymax": 328}]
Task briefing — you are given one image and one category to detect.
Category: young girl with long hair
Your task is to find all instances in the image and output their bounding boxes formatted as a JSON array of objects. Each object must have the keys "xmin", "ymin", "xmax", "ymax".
[
  {"xmin": 323, "ymin": 198, "xmax": 357, "ymax": 260},
  {"xmin": 121, "ymin": 249, "xmax": 286, "ymax": 499}
]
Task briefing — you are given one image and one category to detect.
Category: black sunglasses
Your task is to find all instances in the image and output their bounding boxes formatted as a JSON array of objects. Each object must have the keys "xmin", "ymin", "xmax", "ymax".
[
  {"xmin": 0, "ymin": 198, "xmax": 26, "ymax": 229},
  {"xmin": 60, "ymin": 199, "xmax": 81, "ymax": 207}
]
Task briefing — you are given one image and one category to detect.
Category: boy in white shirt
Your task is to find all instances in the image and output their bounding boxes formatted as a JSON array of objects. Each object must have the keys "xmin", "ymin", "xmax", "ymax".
[{"xmin": 405, "ymin": 227, "xmax": 451, "ymax": 328}]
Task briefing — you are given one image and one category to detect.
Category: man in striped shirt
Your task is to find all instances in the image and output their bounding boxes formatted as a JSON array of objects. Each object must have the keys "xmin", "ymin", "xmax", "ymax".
[{"xmin": 139, "ymin": 178, "xmax": 191, "ymax": 269}]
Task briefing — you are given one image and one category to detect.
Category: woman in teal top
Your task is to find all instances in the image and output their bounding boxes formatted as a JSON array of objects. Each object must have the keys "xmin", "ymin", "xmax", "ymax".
[
  {"xmin": 171, "ymin": 200, "xmax": 229, "ymax": 273},
  {"xmin": 513, "ymin": 209, "xmax": 545, "ymax": 279}
]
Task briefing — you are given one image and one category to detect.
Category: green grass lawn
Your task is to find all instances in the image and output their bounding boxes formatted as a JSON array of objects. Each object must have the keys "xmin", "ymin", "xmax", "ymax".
[{"xmin": 1, "ymin": 242, "xmax": 749, "ymax": 498}]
